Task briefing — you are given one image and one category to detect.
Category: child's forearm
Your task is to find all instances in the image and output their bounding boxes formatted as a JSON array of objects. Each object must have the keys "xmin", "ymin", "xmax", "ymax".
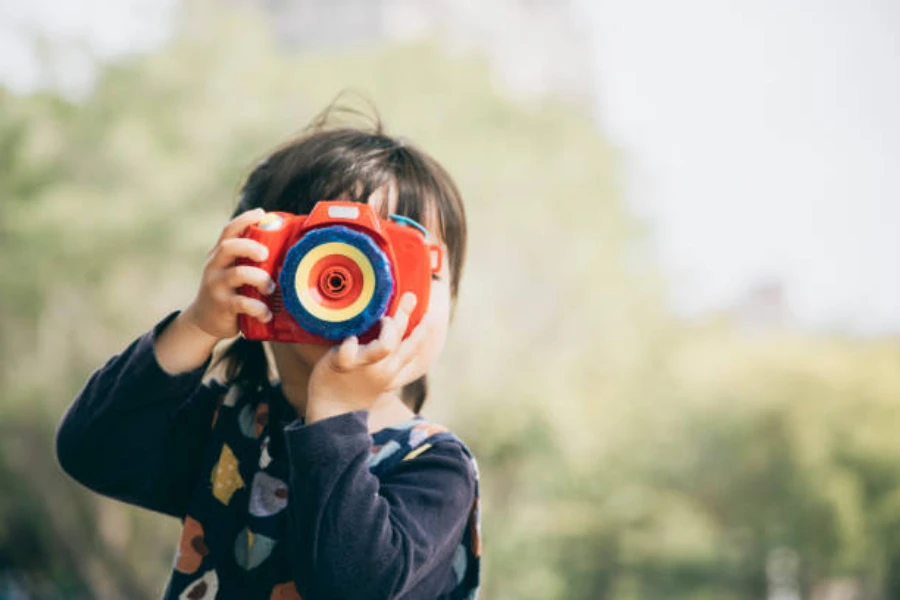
[
  {"xmin": 153, "ymin": 308, "xmax": 221, "ymax": 374},
  {"xmin": 283, "ymin": 412, "xmax": 475, "ymax": 598},
  {"xmin": 57, "ymin": 312, "xmax": 216, "ymax": 518}
]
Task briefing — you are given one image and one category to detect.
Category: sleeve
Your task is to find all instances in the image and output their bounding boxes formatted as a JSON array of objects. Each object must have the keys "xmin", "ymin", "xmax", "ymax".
[
  {"xmin": 55, "ymin": 312, "xmax": 217, "ymax": 518},
  {"xmin": 283, "ymin": 412, "xmax": 476, "ymax": 600}
]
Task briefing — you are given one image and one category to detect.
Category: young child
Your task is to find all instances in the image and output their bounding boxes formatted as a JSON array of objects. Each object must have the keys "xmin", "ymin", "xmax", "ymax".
[{"xmin": 55, "ymin": 107, "xmax": 481, "ymax": 600}]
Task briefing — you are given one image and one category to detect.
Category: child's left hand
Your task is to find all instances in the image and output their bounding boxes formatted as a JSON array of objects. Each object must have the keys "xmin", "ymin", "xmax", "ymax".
[{"xmin": 306, "ymin": 293, "xmax": 431, "ymax": 424}]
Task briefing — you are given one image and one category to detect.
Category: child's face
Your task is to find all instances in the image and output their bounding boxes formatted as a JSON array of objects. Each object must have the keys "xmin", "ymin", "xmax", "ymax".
[{"xmin": 270, "ymin": 182, "xmax": 452, "ymax": 388}]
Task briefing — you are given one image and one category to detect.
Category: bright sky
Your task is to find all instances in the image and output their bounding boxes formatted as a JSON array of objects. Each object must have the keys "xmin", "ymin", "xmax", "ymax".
[
  {"xmin": 579, "ymin": 0, "xmax": 900, "ymax": 334},
  {"xmin": 1, "ymin": 0, "xmax": 898, "ymax": 334},
  {"xmin": 0, "ymin": 0, "xmax": 176, "ymax": 92}
]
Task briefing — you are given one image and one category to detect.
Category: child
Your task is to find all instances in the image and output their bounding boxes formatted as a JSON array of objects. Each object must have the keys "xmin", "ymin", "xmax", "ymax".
[{"xmin": 55, "ymin": 106, "xmax": 481, "ymax": 600}]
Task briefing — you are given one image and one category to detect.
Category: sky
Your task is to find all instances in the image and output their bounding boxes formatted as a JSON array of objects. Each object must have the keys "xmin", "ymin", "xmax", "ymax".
[
  {"xmin": 1, "ymin": 0, "xmax": 897, "ymax": 334},
  {"xmin": 0, "ymin": 0, "xmax": 176, "ymax": 92},
  {"xmin": 579, "ymin": 0, "xmax": 900, "ymax": 334}
]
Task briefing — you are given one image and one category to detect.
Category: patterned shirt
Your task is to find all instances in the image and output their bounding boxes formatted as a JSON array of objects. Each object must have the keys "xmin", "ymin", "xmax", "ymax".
[{"xmin": 56, "ymin": 313, "xmax": 481, "ymax": 599}]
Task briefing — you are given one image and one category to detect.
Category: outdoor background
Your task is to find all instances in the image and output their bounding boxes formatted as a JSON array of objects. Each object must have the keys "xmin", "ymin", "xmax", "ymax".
[{"xmin": 1, "ymin": 0, "xmax": 899, "ymax": 598}]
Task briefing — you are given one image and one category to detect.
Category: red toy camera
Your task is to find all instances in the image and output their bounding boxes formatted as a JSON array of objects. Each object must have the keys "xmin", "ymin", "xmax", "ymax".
[{"xmin": 237, "ymin": 201, "xmax": 442, "ymax": 345}]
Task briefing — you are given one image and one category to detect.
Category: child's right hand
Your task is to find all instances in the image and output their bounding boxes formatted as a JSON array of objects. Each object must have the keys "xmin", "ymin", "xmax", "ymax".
[{"xmin": 182, "ymin": 208, "xmax": 276, "ymax": 340}]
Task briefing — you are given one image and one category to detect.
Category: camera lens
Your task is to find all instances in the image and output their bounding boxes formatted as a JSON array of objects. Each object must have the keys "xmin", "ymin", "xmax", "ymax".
[{"xmin": 278, "ymin": 225, "xmax": 393, "ymax": 340}]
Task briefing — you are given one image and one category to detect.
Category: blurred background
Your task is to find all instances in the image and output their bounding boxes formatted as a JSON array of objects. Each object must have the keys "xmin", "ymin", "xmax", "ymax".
[{"xmin": 0, "ymin": 0, "xmax": 898, "ymax": 598}]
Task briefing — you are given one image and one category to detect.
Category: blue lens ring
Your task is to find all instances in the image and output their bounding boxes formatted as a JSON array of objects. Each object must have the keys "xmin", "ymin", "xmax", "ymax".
[{"xmin": 279, "ymin": 225, "xmax": 394, "ymax": 340}]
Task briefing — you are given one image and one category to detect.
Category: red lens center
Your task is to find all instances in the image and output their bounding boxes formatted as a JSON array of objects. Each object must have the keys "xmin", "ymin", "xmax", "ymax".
[{"xmin": 319, "ymin": 266, "xmax": 353, "ymax": 300}]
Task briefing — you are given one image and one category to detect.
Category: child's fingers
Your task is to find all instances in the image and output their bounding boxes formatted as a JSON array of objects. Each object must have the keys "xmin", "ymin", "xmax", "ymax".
[
  {"xmin": 231, "ymin": 294, "xmax": 272, "ymax": 323},
  {"xmin": 332, "ymin": 335, "xmax": 360, "ymax": 372},
  {"xmin": 355, "ymin": 293, "xmax": 418, "ymax": 366},
  {"xmin": 386, "ymin": 315, "xmax": 433, "ymax": 386},
  {"xmin": 226, "ymin": 265, "xmax": 276, "ymax": 295},
  {"xmin": 376, "ymin": 316, "xmax": 402, "ymax": 355},
  {"xmin": 356, "ymin": 338, "xmax": 391, "ymax": 366},
  {"xmin": 210, "ymin": 238, "xmax": 269, "ymax": 269},
  {"xmin": 217, "ymin": 208, "xmax": 266, "ymax": 244},
  {"xmin": 389, "ymin": 292, "xmax": 417, "ymax": 342}
]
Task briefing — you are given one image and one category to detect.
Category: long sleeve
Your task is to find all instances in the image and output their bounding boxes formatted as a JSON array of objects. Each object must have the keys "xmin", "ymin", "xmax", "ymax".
[
  {"xmin": 56, "ymin": 312, "xmax": 217, "ymax": 518},
  {"xmin": 283, "ymin": 412, "xmax": 476, "ymax": 600}
]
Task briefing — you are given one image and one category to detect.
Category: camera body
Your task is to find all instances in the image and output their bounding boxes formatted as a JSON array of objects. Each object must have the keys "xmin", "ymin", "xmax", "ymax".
[{"xmin": 237, "ymin": 201, "xmax": 442, "ymax": 345}]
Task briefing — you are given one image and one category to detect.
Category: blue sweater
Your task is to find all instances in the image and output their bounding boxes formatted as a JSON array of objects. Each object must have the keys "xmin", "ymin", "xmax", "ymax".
[{"xmin": 55, "ymin": 313, "xmax": 481, "ymax": 600}]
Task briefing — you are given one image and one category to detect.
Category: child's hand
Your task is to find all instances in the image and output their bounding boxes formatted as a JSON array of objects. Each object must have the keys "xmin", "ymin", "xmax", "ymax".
[
  {"xmin": 182, "ymin": 208, "xmax": 276, "ymax": 340},
  {"xmin": 306, "ymin": 293, "xmax": 431, "ymax": 424}
]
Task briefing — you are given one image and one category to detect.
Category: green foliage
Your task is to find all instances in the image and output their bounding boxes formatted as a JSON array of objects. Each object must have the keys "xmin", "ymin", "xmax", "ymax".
[{"xmin": 2, "ymin": 3, "xmax": 900, "ymax": 599}]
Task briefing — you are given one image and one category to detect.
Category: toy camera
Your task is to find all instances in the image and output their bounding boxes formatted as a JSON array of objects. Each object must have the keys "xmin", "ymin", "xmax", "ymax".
[{"xmin": 237, "ymin": 201, "xmax": 442, "ymax": 344}]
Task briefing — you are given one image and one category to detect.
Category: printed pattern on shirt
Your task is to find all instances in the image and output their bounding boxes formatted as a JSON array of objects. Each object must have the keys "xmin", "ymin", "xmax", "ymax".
[
  {"xmin": 174, "ymin": 516, "xmax": 208, "ymax": 574},
  {"xmin": 210, "ymin": 444, "xmax": 244, "ymax": 505},
  {"xmin": 163, "ymin": 383, "xmax": 481, "ymax": 600}
]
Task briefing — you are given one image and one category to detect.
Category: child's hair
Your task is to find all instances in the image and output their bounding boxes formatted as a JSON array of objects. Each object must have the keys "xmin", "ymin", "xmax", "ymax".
[{"xmin": 217, "ymin": 100, "xmax": 467, "ymax": 414}]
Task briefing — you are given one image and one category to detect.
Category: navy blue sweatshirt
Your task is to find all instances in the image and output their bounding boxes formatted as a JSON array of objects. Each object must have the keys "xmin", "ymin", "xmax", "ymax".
[{"xmin": 56, "ymin": 313, "xmax": 481, "ymax": 600}]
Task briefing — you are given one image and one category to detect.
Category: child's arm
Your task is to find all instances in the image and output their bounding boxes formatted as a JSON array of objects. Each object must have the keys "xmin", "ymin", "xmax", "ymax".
[
  {"xmin": 56, "ymin": 312, "xmax": 218, "ymax": 517},
  {"xmin": 282, "ymin": 295, "xmax": 476, "ymax": 597},
  {"xmin": 152, "ymin": 309, "xmax": 221, "ymax": 374},
  {"xmin": 57, "ymin": 209, "xmax": 274, "ymax": 517},
  {"xmin": 284, "ymin": 413, "xmax": 476, "ymax": 599}
]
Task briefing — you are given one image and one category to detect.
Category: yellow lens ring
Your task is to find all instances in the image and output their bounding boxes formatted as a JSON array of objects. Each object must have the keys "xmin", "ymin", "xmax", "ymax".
[{"xmin": 293, "ymin": 242, "xmax": 376, "ymax": 322}]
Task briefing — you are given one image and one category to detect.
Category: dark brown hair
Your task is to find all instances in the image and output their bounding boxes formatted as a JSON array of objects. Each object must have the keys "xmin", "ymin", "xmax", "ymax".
[{"xmin": 218, "ymin": 102, "xmax": 467, "ymax": 414}]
